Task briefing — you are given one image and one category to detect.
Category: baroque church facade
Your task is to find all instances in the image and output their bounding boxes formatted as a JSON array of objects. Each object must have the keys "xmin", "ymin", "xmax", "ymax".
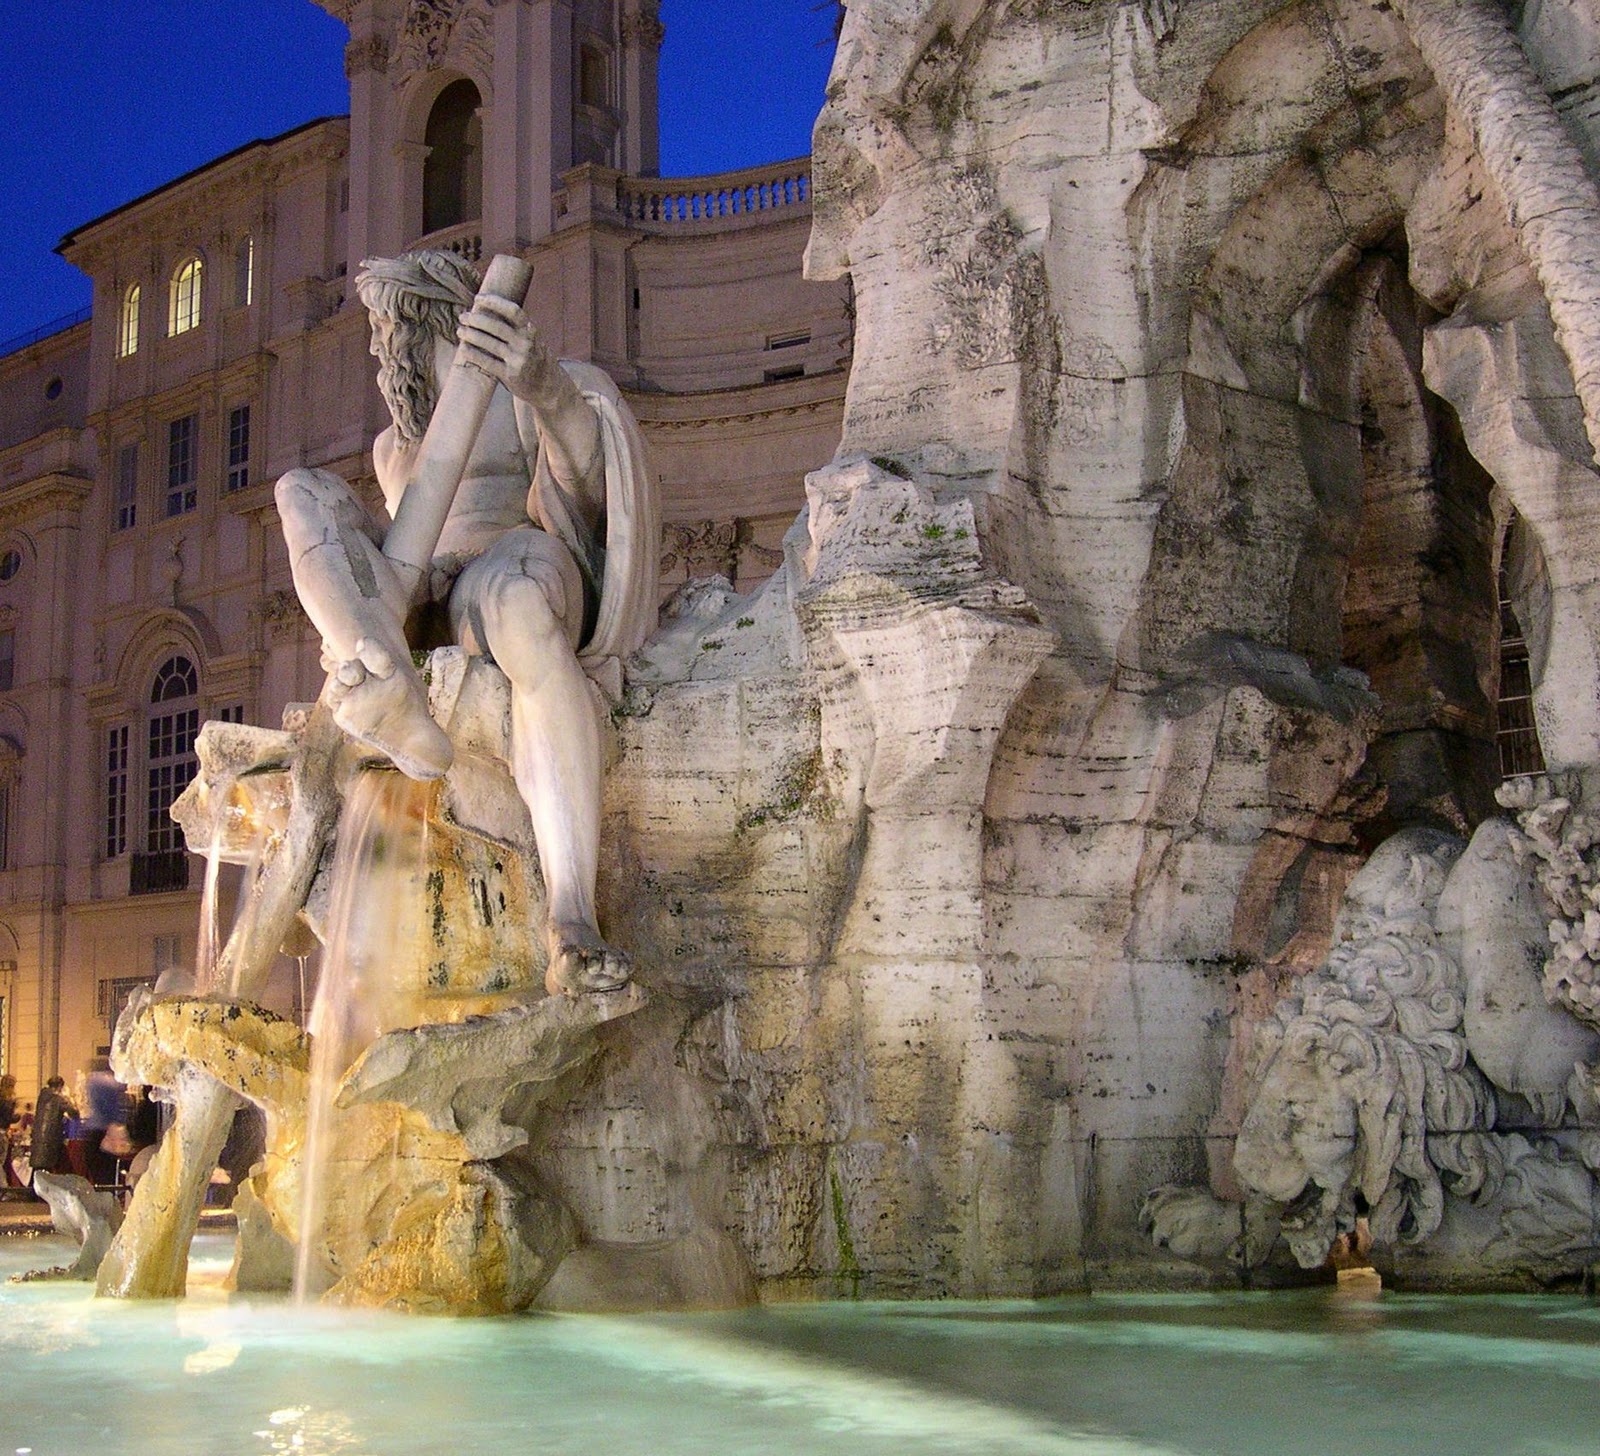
[{"xmin": 0, "ymin": 0, "xmax": 849, "ymax": 1091}]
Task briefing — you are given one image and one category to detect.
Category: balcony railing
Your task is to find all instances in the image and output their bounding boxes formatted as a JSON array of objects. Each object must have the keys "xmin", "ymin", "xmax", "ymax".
[
  {"xmin": 619, "ymin": 161, "xmax": 810, "ymax": 227},
  {"xmin": 410, "ymin": 221, "xmax": 484, "ymax": 263},
  {"xmin": 131, "ymin": 850, "xmax": 190, "ymax": 896},
  {"xmin": 556, "ymin": 158, "xmax": 813, "ymax": 235},
  {"xmin": 0, "ymin": 306, "xmax": 91, "ymax": 361}
]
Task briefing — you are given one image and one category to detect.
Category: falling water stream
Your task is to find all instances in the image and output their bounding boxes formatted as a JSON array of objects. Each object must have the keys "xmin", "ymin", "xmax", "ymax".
[
  {"xmin": 293, "ymin": 770, "xmax": 435, "ymax": 1302},
  {"xmin": 195, "ymin": 821, "xmax": 225, "ymax": 991}
]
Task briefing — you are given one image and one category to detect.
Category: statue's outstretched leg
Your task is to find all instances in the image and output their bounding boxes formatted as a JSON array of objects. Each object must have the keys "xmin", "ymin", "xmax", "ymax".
[
  {"xmin": 276, "ymin": 468, "xmax": 452, "ymax": 780},
  {"xmin": 453, "ymin": 531, "xmax": 630, "ymax": 995}
]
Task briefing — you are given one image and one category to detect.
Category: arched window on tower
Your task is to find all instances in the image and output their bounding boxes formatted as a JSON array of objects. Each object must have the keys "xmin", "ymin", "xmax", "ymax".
[
  {"xmin": 423, "ymin": 80, "xmax": 483, "ymax": 235},
  {"xmin": 118, "ymin": 284, "xmax": 141, "ymax": 359},
  {"xmin": 133, "ymin": 654, "xmax": 199, "ymax": 894}
]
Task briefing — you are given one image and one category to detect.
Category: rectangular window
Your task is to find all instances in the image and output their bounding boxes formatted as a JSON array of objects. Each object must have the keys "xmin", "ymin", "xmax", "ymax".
[
  {"xmin": 166, "ymin": 414, "xmax": 197, "ymax": 516},
  {"xmin": 116, "ymin": 443, "xmax": 139, "ymax": 531},
  {"xmin": 152, "ymin": 935, "xmax": 181, "ymax": 979},
  {"xmin": 146, "ymin": 706, "xmax": 199, "ymax": 854},
  {"xmin": 579, "ymin": 45, "xmax": 609, "ymax": 107},
  {"xmin": 766, "ymin": 330, "xmax": 811, "ymax": 350},
  {"xmin": 225, "ymin": 405, "xmax": 251, "ymax": 492},
  {"xmin": 218, "ymin": 703, "xmax": 245, "ymax": 724},
  {"xmin": 1497, "ymin": 558, "xmax": 1547, "ymax": 780},
  {"xmin": 0, "ymin": 631, "xmax": 16, "ymax": 692},
  {"xmin": 0, "ymin": 779, "xmax": 13, "ymax": 872},
  {"xmin": 97, "ymin": 974, "xmax": 155, "ymax": 1036},
  {"xmin": 105, "ymin": 724, "xmax": 128, "ymax": 858}
]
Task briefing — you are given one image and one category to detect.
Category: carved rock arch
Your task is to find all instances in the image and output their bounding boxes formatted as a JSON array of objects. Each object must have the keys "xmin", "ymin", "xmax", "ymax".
[{"xmin": 1129, "ymin": 0, "xmax": 1447, "ymax": 672}]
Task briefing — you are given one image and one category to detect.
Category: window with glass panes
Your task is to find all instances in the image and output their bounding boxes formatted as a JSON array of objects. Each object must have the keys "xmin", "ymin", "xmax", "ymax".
[
  {"xmin": 168, "ymin": 257, "xmax": 202, "ymax": 336},
  {"xmin": 146, "ymin": 656, "xmax": 199, "ymax": 855},
  {"xmin": 234, "ymin": 236, "xmax": 254, "ymax": 308},
  {"xmin": 226, "ymin": 405, "xmax": 250, "ymax": 492},
  {"xmin": 1497, "ymin": 561, "xmax": 1546, "ymax": 779},
  {"xmin": 0, "ymin": 632, "xmax": 16, "ymax": 693},
  {"xmin": 167, "ymin": 414, "xmax": 197, "ymax": 516},
  {"xmin": 118, "ymin": 284, "xmax": 141, "ymax": 359},
  {"xmin": 105, "ymin": 724, "xmax": 129, "ymax": 858},
  {"xmin": 116, "ymin": 442, "xmax": 138, "ymax": 530}
]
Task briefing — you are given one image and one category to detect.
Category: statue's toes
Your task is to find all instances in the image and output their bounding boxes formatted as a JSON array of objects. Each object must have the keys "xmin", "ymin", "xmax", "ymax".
[{"xmin": 546, "ymin": 941, "xmax": 631, "ymax": 996}]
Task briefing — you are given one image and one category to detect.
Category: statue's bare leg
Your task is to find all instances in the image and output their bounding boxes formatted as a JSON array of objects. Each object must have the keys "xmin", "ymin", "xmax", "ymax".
[
  {"xmin": 276, "ymin": 468, "xmax": 452, "ymax": 780},
  {"xmin": 453, "ymin": 531, "xmax": 629, "ymax": 995}
]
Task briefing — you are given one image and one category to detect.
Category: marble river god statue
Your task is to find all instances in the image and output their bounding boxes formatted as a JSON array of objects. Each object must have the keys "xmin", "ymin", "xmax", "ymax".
[{"xmin": 93, "ymin": 251, "xmax": 661, "ymax": 1311}]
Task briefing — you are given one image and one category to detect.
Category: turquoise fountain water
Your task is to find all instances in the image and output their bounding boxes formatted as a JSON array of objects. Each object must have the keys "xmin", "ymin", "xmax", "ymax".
[{"xmin": 3, "ymin": 1232, "xmax": 1598, "ymax": 1456}]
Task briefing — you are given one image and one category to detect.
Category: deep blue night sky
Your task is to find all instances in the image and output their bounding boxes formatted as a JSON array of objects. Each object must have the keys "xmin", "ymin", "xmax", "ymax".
[{"xmin": 0, "ymin": 2, "xmax": 838, "ymax": 346}]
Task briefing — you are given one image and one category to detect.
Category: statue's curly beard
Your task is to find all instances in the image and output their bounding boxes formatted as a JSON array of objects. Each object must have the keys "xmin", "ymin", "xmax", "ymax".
[{"xmin": 374, "ymin": 325, "xmax": 438, "ymax": 446}]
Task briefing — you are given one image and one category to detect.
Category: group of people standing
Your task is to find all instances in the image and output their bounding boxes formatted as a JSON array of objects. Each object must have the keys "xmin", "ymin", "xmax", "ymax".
[{"xmin": 0, "ymin": 1064, "xmax": 162, "ymax": 1194}]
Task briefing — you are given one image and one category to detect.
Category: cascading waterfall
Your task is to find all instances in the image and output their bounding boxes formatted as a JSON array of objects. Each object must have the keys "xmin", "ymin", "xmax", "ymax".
[
  {"xmin": 293, "ymin": 770, "xmax": 434, "ymax": 1302},
  {"xmin": 187, "ymin": 775, "xmax": 267, "ymax": 999}
]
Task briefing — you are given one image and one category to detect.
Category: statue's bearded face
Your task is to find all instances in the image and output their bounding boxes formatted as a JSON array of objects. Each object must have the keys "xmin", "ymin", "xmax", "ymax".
[{"xmin": 369, "ymin": 308, "xmax": 441, "ymax": 447}]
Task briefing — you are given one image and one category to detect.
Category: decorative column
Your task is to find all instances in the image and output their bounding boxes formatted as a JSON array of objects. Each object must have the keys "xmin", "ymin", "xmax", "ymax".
[
  {"xmin": 340, "ymin": 9, "xmax": 400, "ymax": 274},
  {"xmin": 619, "ymin": 0, "xmax": 663, "ymax": 177},
  {"xmin": 488, "ymin": 0, "xmax": 574, "ymax": 251}
]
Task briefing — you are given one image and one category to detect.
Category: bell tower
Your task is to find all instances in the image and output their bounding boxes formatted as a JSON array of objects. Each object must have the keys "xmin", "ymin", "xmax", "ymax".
[{"xmin": 320, "ymin": 0, "xmax": 662, "ymax": 273}]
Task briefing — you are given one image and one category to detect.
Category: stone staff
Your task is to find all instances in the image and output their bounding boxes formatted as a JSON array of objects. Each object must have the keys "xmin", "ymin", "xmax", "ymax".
[{"xmin": 382, "ymin": 252, "xmax": 535, "ymax": 608}]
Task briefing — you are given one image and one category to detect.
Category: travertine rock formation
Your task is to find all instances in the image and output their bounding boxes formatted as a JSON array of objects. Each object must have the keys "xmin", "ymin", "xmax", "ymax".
[
  {"xmin": 107, "ymin": 0, "xmax": 1600, "ymax": 1301},
  {"xmin": 567, "ymin": 0, "xmax": 1600, "ymax": 1292}
]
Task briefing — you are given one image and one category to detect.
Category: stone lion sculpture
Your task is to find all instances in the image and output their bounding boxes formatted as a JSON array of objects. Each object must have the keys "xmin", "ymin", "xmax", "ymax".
[
  {"xmin": 1231, "ymin": 829, "xmax": 1501, "ymax": 1266},
  {"xmin": 1149, "ymin": 826, "xmax": 1600, "ymax": 1277}
]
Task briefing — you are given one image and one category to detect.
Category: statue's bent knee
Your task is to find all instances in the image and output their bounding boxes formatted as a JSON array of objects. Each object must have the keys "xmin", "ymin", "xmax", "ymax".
[
  {"xmin": 474, "ymin": 565, "xmax": 574, "ymax": 654},
  {"xmin": 275, "ymin": 467, "xmax": 351, "ymax": 522}
]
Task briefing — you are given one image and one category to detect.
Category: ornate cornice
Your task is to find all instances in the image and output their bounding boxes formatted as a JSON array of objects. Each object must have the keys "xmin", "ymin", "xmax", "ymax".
[
  {"xmin": 621, "ymin": 12, "xmax": 665, "ymax": 48},
  {"xmin": 391, "ymin": 0, "xmax": 492, "ymax": 80},
  {"xmin": 0, "ymin": 472, "xmax": 92, "ymax": 532}
]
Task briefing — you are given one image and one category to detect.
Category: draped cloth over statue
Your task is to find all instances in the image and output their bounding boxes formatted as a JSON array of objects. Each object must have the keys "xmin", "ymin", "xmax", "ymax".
[{"xmin": 518, "ymin": 360, "xmax": 660, "ymax": 698}]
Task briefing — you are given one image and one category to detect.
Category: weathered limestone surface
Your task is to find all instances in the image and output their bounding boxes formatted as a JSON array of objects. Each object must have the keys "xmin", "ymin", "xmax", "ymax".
[
  {"xmin": 25, "ymin": 1174, "xmax": 125, "ymax": 1282},
  {"xmin": 535, "ymin": 0, "xmax": 1600, "ymax": 1294},
  {"xmin": 107, "ymin": 0, "xmax": 1600, "ymax": 1302}
]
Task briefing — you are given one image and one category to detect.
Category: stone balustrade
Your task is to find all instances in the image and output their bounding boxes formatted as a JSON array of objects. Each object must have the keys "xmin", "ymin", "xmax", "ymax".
[
  {"xmin": 555, "ymin": 159, "xmax": 812, "ymax": 233},
  {"xmin": 411, "ymin": 221, "xmax": 485, "ymax": 263}
]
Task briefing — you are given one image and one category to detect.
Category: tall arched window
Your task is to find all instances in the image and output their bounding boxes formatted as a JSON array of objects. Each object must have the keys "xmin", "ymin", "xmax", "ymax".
[
  {"xmin": 168, "ymin": 256, "xmax": 203, "ymax": 337},
  {"xmin": 118, "ymin": 284, "xmax": 141, "ymax": 358},
  {"xmin": 135, "ymin": 655, "xmax": 199, "ymax": 893},
  {"xmin": 423, "ymin": 80, "xmax": 483, "ymax": 234}
]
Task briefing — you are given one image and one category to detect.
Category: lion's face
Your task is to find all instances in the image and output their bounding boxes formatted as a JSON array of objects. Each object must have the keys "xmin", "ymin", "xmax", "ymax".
[{"xmin": 1234, "ymin": 1029, "xmax": 1361, "ymax": 1266}]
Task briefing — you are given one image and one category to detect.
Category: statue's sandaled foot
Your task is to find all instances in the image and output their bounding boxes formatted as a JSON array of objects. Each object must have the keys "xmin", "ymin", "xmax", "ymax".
[
  {"xmin": 328, "ymin": 642, "xmax": 453, "ymax": 781},
  {"xmin": 546, "ymin": 920, "xmax": 631, "ymax": 996}
]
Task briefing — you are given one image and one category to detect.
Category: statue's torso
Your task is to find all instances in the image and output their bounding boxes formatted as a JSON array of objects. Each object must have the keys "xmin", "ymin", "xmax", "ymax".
[{"xmin": 375, "ymin": 391, "xmax": 535, "ymax": 566}]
